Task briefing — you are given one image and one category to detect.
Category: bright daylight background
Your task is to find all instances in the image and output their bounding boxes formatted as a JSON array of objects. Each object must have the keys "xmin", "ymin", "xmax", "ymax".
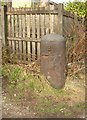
[
  {"xmin": 50, "ymin": 0, "xmax": 85, "ymax": 3},
  {"xmin": 50, "ymin": 0, "xmax": 73, "ymax": 3}
]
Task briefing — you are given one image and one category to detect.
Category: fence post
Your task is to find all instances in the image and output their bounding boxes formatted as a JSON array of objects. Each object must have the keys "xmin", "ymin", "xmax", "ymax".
[
  {"xmin": 1, "ymin": 5, "xmax": 8, "ymax": 46},
  {"xmin": 1, "ymin": 5, "xmax": 9, "ymax": 62},
  {"xmin": 85, "ymin": 10, "xmax": 87, "ymax": 120},
  {"xmin": 58, "ymin": 3, "xmax": 63, "ymax": 35},
  {"xmin": 0, "ymin": 28, "xmax": 2, "ymax": 120}
]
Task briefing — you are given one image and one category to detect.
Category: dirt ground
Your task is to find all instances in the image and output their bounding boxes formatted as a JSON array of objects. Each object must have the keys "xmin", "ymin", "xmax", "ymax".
[{"xmin": 2, "ymin": 77, "xmax": 85, "ymax": 118}]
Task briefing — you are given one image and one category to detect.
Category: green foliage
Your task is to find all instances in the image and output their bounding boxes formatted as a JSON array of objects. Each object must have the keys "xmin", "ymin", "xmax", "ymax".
[
  {"xmin": 2, "ymin": 65, "xmax": 22, "ymax": 85},
  {"xmin": 64, "ymin": 0, "xmax": 86, "ymax": 17},
  {"xmin": 0, "ymin": 1, "xmax": 7, "ymax": 6},
  {"xmin": 34, "ymin": 98, "xmax": 68, "ymax": 113},
  {"xmin": 0, "ymin": 0, "xmax": 12, "ymax": 6},
  {"xmin": 2, "ymin": 64, "xmax": 85, "ymax": 117},
  {"xmin": 9, "ymin": 67, "xmax": 21, "ymax": 84},
  {"xmin": 0, "ymin": 68, "xmax": 3, "ymax": 77}
]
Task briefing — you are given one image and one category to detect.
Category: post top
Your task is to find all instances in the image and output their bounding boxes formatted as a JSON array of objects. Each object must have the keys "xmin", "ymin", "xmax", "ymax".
[{"xmin": 42, "ymin": 34, "xmax": 65, "ymax": 42}]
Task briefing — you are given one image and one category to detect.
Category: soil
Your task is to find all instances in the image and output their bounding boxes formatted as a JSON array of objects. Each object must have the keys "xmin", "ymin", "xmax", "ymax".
[{"xmin": 2, "ymin": 77, "xmax": 85, "ymax": 118}]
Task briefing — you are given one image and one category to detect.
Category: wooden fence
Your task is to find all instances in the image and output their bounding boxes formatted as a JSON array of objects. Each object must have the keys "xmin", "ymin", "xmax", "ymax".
[{"xmin": 0, "ymin": 4, "xmax": 83, "ymax": 63}]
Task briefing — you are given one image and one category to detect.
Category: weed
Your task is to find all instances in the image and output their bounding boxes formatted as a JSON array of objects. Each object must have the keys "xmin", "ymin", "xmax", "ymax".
[
  {"xmin": 0, "ymin": 68, "xmax": 2, "ymax": 77},
  {"xmin": 28, "ymin": 81, "xmax": 35, "ymax": 91},
  {"xmin": 53, "ymin": 88, "xmax": 65, "ymax": 96},
  {"xmin": 2, "ymin": 64, "xmax": 85, "ymax": 117},
  {"xmin": 34, "ymin": 102, "xmax": 67, "ymax": 114},
  {"xmin": 64, "ymin": 109, "xmax": 72, "ymax": 116},
  {"xmin": 8, "ymin": 67, "xmax": 22, "ymax": 85},
  {"xmin": 74, "ymin": 103, "xmax": 85, "ymax": 109}
]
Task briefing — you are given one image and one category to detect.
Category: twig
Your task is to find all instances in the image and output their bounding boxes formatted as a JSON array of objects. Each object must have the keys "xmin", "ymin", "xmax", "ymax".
[{"xmin": 69, "ymin": 67, "xmax": 85, "ymax": 77}]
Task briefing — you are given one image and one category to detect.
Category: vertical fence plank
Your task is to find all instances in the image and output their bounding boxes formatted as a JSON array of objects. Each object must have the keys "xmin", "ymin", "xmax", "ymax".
[
  {"xmin": 11, "ymin": 15, "xmax": 15, "ymax": 37},
  {"xmin": 37, "ymin": 41, "xmax": 40, "ymax": 60},
  {"xmin": 41, "ymin": 14, "xmax": 45, "ymax": 36},
  {"xmin": 11, "ymin": 15, "xmax": 14, "ymax": 53},
  {"xmin": 7, "ymin": 15, "xmax": 10, "ymax": 37},
  {"xmin": 36, "ymin": 14, "xmax": 40, "ymax": 60},
  {"xmin": 30, "ymin": 41, "xmax": 32, "ymax": 61},
  {"xmin": 45, "ymin": 13, "xmax": 50, "ymax": 34},
  {"xmin": 27, "ymin": 14, "xmax": 31, "ymax": 61},
  {"xmin": 63, "ymin": 16, "xmax": 68, "ymax": 36},
  {"xmin": 8, "ymin": 13, "xmax": 12, "ymax": 58},
  {"xmin": 19, "ymin": 15, "xmax": 22, "ymax": 37},
  {"xmin": 11, "ymin": 15, "xmax": 15, "ymax": 57},
  {"xmin": 7, "ymin": 7, "xmax": 11, "ymax": 37},
  {"xmin": 15, "ymin": 15, "xmax": 19, "ymax": 37},
  {"xmin": 22, "ymin": 15, "xmax": 25, "ymax": 38},
  {"xmin": 30, "ymin": 14, "xmax": 32, "ymax": 61},
  {"xmin": 32, "ymin": 14, "xmax": 36, "ymax": 61},
  {"xmin": 54, "ymin": 14, "xmax": 58, "ymax": 34},
  {"xmin": 0, "ymin": 14, "xmax": 1, "ymax": 38},
  {"xmin": 25, "ymin": 15, "xmax": 28, "ymax": 61},
  {"xmin": 12, "ymin": 15, "xmax": 17, "ymax": 59},
  {"xmin": 27, "ymin": 41, "xmax": 30, "ymax": 61},
  {"xmin": 19, "ymin": 15, "xmax": 22, "ymax": 61},
  {"xmin": 50, "ymin": 14, "xmax": 54, "ymax": 33},
  {"xmin": 14, "ymin": 40, "xmax": 16, "ymax": 55},
  {"xmin": 58, "ymin": 3, "xmax": 63, "ymax": 35},
  {"xmin": 15, "ymin": 15, "xmax": 19, "ymax": 59},
  {"xmin": 1, "ymin": 5, "xmax": 8, "ymax": 46},
  {"xmin": 11, "ymin": 12, "xmax": 15, "ymax": 57},
  {"xmin": 1, "ymin": 5, "xmax": 10, "ymax": 62},
  {"xmin": 27, "ymin": 15, "xmax": 31, "ymax": 38},
  {"xmin": 17, "ymin": 15, "xmax": 20, "ymax": 60},
  {"xmin": 22, "ymin": 14, "xmax": 26, "ymax": 61},
  {"xmin": 35, "ymin": 42, "xmax": 37, "ymax": 60},
  {"xmin": 36, "ymin": 14, "xmax": 40, "ymax": 38},
  {"xmin": 32, "ymin": 14, "xmax": 35, "ymax": 38}
]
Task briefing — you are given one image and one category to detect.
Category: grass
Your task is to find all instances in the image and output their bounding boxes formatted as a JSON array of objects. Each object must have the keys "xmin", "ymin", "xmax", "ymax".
[
  {"xmin": 0, "ymin": 67, "xmax": 3, "ymax": 77},
  {"xmin": 2, "ymin": 63, "xmax": 85, "ymax": 118}
]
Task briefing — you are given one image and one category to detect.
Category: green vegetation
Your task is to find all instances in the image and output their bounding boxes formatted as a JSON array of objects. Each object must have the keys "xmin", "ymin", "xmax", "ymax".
[
  {"xmin": 64, "ymin": 0, "xmax": 86, "ymax": 17},
  {"xmin": 2, "ymin": 63, "xmax": 85, "ymax": 117},
  {"xmin": 0, "ymin": 67, "xmax": 2, "ymax": 77}
]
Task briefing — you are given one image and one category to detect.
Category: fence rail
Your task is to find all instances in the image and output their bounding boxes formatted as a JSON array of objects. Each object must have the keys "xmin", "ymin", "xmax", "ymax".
[{"xmin": 0, "ymin": 4, "xmax": 83, "ymax": 63}]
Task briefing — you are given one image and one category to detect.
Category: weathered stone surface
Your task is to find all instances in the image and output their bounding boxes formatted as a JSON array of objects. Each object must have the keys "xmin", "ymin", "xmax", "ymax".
[{"xmin": 41, "ymin": 34, "xmax": 66, "ymax": 89}]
